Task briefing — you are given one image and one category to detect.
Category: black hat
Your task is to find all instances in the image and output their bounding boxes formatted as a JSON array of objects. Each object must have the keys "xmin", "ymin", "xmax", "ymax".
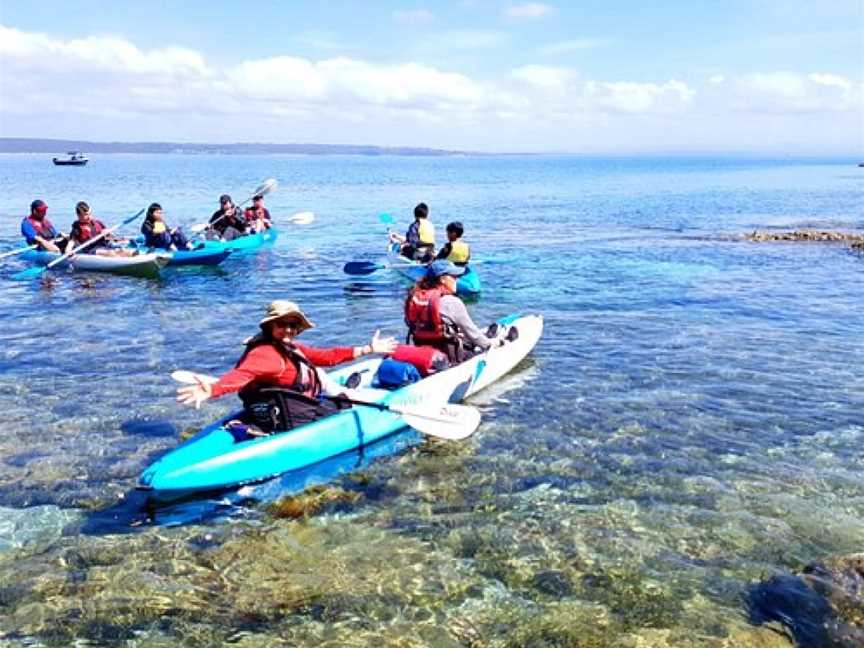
[{"xmin": 219, "ymin": 194, "xmax": 233, "ymax": 205}]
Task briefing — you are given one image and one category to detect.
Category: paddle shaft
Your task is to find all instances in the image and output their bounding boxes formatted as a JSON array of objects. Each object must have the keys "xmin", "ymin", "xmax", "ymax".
[{"xmin": 0, "ymin": 244, "xmax": 37, "ymax": 260}]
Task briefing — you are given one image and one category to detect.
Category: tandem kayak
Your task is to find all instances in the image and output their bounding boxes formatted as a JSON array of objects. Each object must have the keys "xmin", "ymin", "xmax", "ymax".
[
  {"xmin": 386, "ymin": 242, "xmax": 482, "ymax": 296},
  {"xmin": 20, "ymin": 250, "xmax": 171, "ymax": 278},
  {"xmin": 139, "ymin": 313, "xmax": 542, "ymax": 500},
  {"xmin": 128, "ymin": 241, "xmax": 232, "ymax": 267},
  {"xmin": 219, "ymin": 227, "xmax": 278, "ymax": 252}
]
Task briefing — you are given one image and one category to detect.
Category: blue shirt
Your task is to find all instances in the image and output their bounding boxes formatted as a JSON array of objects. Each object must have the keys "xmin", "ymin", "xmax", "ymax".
[{"xmin": 21, "ymin": 217, "xmax": 58, "ymax": 244}]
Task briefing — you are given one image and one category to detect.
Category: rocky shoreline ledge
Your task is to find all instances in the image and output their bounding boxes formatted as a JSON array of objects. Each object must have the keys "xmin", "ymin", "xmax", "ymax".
[{"xmin": 746, "ymin": 230, "xmax": 864, "ymax": 251}]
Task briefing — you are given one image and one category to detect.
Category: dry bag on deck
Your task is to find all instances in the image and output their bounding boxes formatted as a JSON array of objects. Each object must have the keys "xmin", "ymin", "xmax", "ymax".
[
  {"xmin": 375, "ymin": 359, "xmax": 421, "ymax": 389},
  {"xmin": 391, "ymin": 344, "xmax": 449, "ymax": 376}
]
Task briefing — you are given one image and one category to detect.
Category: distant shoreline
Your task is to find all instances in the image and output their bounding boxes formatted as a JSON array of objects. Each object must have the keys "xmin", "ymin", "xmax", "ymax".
[{"xmin": 0, "ymin": 138, "xmax": 464, "ymax": 157}]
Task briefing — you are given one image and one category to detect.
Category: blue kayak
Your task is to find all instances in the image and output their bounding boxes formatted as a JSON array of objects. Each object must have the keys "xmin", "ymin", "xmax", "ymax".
[
  {"xmin": 139, "ymin": 313, "xmax": 542, "ymax": 500},
  {"xmin": 386, "ymin": 242, "xmax": 482, "ymax": 296},
  {"xmin": 218, "ymin": 227, "xmax": 278, "ymax": 252}
]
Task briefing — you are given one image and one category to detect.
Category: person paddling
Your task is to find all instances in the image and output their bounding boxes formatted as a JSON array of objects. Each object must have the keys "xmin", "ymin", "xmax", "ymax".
[
  {"xmin": 389, "ymin": 202, "xmax": 435, "ymax": 263},
  {"xmin": 69, "ymin": 201, "xmax": 134, "ymax": 256},
  {"xmin": 177, "ymin": 300, "xmax": 397, "ymax": 433},
  {"xmin": 404, "ymin": 260, "xmax": 497, "ymax": 362},
  {"xmin": 20, "ymin": 200, "xmax": 70, "ymax": 253},
  {"xmin": 141, "ymin": 203, "xmax": 192, "ymax": 250},
  {"xmin": 244, "ymin": 194, "xmax": 272, "ymax": 232},
  {"xmin": 435, "ymin": 221, "xmax": 471, "ymax": 266},
  {"xmin": 207, "ymin": 194, "xmax": 248, "ymax": 241}
]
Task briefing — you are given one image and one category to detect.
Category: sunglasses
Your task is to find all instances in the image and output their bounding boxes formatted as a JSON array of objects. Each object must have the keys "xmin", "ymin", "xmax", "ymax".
[{"xmin": 272, "ymin": 318, "xmax": 302, "ymax": 329}]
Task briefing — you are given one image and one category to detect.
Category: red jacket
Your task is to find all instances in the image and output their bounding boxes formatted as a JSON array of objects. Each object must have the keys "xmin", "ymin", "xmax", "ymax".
[{"xmin": 211, "ymin": 342, "xmax": 354, "ymax": 398}]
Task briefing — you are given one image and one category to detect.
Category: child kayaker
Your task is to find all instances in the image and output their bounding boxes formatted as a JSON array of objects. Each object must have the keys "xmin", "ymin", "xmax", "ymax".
[
  {"xmin": 243, "ymin": 194, "xmax": 272, "ymax": 232},
  {"xmin": 141, "ymin": 203, "xmax": 192, "ymax": 250},
  {"xmin": 389, "ymin": 202, "xmax": 435, "ymax": 263},
  {"xmin": 176, "ymin": 300, "xmax": 397, "ymax": 433},
  {"xmin": 68, "ymin": 201, "xmax": 134, "ymax": 256},
  {"xmin": 435, "ymin": 221, "xmax": 471, "ymax": 266}
]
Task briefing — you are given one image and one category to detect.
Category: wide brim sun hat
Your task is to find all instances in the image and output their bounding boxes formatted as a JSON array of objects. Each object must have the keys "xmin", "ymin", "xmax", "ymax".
[{"xmin": 259, "ymin": 300, "xmax": 315, "ymax": 333}]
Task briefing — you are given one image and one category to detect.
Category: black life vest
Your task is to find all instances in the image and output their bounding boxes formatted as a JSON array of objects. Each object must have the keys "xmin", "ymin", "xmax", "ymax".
[{"xmin": 236, "ymin": 334, "xmax": 322, "ymax": 402}]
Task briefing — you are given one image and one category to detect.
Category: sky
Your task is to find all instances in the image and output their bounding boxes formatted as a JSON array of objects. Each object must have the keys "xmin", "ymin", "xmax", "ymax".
[{"xmin": 0, "ymin": 0, "xmax": 862, "ymax": 154}]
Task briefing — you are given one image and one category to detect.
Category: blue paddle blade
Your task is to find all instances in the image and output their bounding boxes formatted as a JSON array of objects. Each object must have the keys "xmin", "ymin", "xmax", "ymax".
[
  {"xmin": 343, "ymin": 261, "xmax": 384, "ymax": 275},
  {"xmin": 11, "ymin": 266, "xmax": 46, "ymax": 281},
  {"xmin": 378, "ymin": 213, "xmax": 396, "ymax": 225}
]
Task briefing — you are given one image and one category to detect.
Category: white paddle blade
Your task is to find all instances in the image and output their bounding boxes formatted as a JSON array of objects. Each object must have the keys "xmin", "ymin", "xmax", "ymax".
[
  {"xmin": 189, "ymin": 223, "xmax": 209, "ymax": 234},
  {"xmin": 170, "ymin": 370, "xmax": 218, "ymax": 385},
  {"xmin": 255, "ymin": 178, "xmax": 278, "ymax": 196},
  {"xmin": 288, "ymin": 211, "xmax": 315, "ymax": 225},
  {"xmin": 392, "ymin": 402, "xmax": 481, "ymax": 440}
]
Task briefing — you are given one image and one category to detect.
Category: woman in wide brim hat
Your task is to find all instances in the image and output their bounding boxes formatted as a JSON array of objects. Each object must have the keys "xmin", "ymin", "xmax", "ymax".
[{"xmin": 177, "ymin": 300, "xmax": 397, "ymax": 414}]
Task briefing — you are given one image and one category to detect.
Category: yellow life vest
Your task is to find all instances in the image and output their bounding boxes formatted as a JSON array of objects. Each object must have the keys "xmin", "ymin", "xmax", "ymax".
[
  {"xmin": 447, "ymin": 240, "xmax": 470, "ymax": 264},
  {"xmin": 418, "ymin": 219, "xmax": 435, "ymax": 245},
  {"xmin": 152, "ymin": 221, "xmax": 167, "ymax": 234}
]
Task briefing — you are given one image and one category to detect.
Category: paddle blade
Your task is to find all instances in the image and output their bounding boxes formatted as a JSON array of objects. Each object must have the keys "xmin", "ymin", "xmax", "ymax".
[
  {"xmin": 254, "ymin": 178, "xmax": 278, "ymax": 197},
  {"xmin": 378, "ymin": 213, "xmax": 396, "ymax": 225},
  {"xmin": 190, "ymin": 223, "xmax": 209, "ymax": 234},
  {"xmin": 343, "ymin": 261, "xmax": 383, "ymax": 275},
  {"xmin": 171, "ymin": 370, "xmax": 218, "ymax": 385},
  {"xmin": 288, "ymin": 211, "xmax": 315, "ymax": 225},
  {"xmin": 11, "ymin": 266, "xmax": 46, "ymax": 281},
  {"xmin": 393, "ymin": 402, "xmax": 481, "ymax": 440}
]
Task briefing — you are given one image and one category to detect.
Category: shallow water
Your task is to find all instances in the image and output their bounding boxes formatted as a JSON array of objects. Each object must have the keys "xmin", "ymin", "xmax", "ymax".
[{"xmin": 0, "ymin": 154, "xmax": 862, "ymax": 646}]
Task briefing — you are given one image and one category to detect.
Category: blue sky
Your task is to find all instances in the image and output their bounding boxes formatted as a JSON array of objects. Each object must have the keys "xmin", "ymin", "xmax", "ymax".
[{"xmin": 1, "ymin": 1, "xmax": 861, "ymax": 153}]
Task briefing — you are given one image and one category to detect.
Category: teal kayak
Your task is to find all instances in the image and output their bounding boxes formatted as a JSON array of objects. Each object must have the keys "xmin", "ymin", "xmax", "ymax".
[
  {"xmin": 138, "ymin": 313, "xmax": 542, "ymax": 500},
  {"xmin": 128, "ymin": 241, "xmax": 232, "ymax": 266},
  {"xmin": 386, "ymin": 242, "xmax": 482, "ymax": 296},
  {"xmin": 218, "ymin": 227, "xmax": 278, "ymax": 251}
]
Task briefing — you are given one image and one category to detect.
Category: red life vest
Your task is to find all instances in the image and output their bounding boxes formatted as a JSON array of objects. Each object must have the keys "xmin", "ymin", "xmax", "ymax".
[
  {"xmin": 404, "ymin": 286, "xmax": 450, "ymax": 344},
  {"xmin": 25, "ymin": 216, "xmax": 59, "ymax": 240},
  {"xmin": 237, "ymin": 335, "xmax": 322, "ymax": 400},
  {"xmin": 71, "ymin": 219, "xmax": 106, "ymax": 244}
]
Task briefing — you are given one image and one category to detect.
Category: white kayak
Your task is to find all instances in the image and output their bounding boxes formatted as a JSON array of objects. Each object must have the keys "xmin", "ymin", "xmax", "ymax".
[{"xmin": 20, "ymin": 250, "xmax": 171, "ymax": 278}]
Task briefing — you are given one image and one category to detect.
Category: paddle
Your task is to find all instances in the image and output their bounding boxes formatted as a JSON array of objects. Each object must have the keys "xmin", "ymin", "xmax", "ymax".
[
  {"xmin": 12, "ymin": 208, "xmax": 146, "ymax": 280},
  {"xmin": 189, "ymin": 178, "xmax": 278, "ymax": 235},
  {"xmin": 190, "ymin": 210, "xmax": 315, "ymax": 234},
  {"xmin": 343, "ymin": 260, "xmax": 388, "ymax": 275},
  {"xmin": 170, "ymin": 370, "xmax": 480, "ymax": 441},
  {"xmin": 0, "ymin": 243, "xmax": 37, "ymax": 260}
]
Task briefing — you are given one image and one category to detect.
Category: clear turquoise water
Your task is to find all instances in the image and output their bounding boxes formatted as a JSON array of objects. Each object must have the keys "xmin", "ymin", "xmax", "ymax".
[{"xmin": 0, "ymin": 154, "xmax": 862, "ymax": 646}]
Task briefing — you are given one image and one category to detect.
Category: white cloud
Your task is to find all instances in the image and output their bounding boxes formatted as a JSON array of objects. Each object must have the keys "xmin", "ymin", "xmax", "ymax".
[
  {"xmin": 504, "ymin": 3, "xmax": 555, "ymax": 21},
  {"xmin": 1, "ymin": 25, "xmax": 859, "ymax": 153},
  {"xmin": 539, "ymin": 39, "xmax": 606, "ymax": 55},
  {"xmin": 708, "ymin": 71, "xmax": 861, "ymax": 113},
  {"xmin": 393, "ymin": 9, "xmax": 436, "ymax": 26}
]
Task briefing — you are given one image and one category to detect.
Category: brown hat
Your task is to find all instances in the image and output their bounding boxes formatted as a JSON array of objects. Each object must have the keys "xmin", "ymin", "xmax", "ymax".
[{"xmin": 259, "ymin": 300, "xmax": 314, "ymax": 333}]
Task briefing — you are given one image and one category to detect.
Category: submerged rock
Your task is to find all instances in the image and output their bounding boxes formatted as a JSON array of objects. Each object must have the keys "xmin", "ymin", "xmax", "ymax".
[
  {"xmin": 0, "ymin": 505, "xmax": 79, "ymax": 558},
  {"xmin": 746, "ymin": 230, "xmax": 864, "ymax": 244},
  {"xmin": 748, "ymin": 553, "xmax": 864, "ymax": 647}
]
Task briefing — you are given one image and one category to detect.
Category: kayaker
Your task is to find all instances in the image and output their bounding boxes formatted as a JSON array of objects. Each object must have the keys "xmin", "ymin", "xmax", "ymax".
[
  {"xmin": 176, "ymin": 300, "xmax": 397, "ymax": 433},
  {"xmin": 244, "ymin": 194, "xmax": 272, "ymax": 232},
  {"xmin": 68, "ymin": 201, "xmax": 134, "ymax": 256},
  {"xmin": 389, "ymin": 202, "xmax": 435, "ymax": 262},
  {"xmin": 141, "ymin": 203, "xmax": 192, "ymax": 250},
  {"xmin": 435, "ymin": 221, "xmax": 471, "ymax": 266},
  {"xmin": 20, "ymin": 200, "xmax": 70, "ymax": 253},
  {"xmin": 208, "ymin": 194, "xmax": 248, "ymax": 241},
  {"xmin": 404, "ymin": 260, "xmax": 497, "ymax": 362}
]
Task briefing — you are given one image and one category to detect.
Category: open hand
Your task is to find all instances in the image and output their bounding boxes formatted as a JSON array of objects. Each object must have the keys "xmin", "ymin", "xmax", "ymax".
[
  {"xmin": 176, "ymin": 381, "xmax": 213, "ymax": 409},
  {"xmin": 370, "ymin": 329, "xmax": 397, "ymax": 354}
]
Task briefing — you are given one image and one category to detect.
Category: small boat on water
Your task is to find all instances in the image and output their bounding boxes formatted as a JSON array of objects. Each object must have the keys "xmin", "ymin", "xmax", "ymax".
[{"xmin": 52, "ymin": 151, "xmax": 88, "ymax": 166}]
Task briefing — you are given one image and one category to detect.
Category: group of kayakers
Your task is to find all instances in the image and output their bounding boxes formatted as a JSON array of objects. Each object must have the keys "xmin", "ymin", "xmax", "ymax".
[
  {"xmin": 20, "ymin": 193, "xmax": 273, "ymax": 255},
  {"xmin": 178, "ymin": 201, "xmax": 501, "ymax": 437}
]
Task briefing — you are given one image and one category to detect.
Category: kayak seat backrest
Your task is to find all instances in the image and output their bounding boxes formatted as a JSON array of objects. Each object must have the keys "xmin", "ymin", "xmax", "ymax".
[
  {"xmin": 374, "ymin": 359, "xmax": 421, "ymax": 390},
  {"xmin": 242, "ymin": 387, "xmax": 349, "ymax": 434}
]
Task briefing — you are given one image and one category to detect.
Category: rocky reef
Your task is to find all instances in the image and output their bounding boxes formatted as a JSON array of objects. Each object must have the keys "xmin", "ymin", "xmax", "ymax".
[
  {"xmin": 748, "ymin": 553, "xmax": 864, "ymax": 647},
  {"xmin": 746, "ymin": 230, "xmax": 864, "ymax": 245}
]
